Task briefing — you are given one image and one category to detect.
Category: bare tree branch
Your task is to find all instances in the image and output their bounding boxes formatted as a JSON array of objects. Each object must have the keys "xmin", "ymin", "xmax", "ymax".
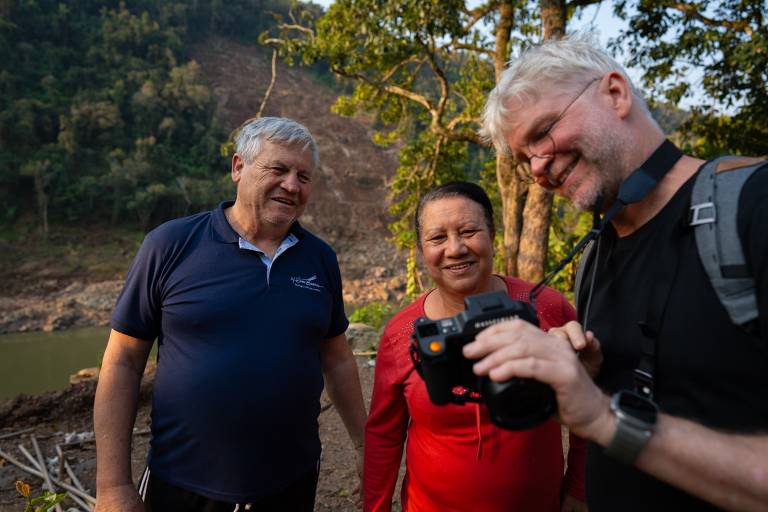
[
  {"xmin": 446, "ymin": 113, "xmax": 482, "ymax": 131},
  {"xmin": 462, "ymin": 0, "xmax": 502, "ymax": 31},
  {"xmin": 415, "ymin": 34, "xmax": 450, "ymax": 129},
  {"xmin": 428, "ymin": 136, "xmax": 444, "ymax": 182},
  {"xmin": 381, "ymin": 54, "xmax": 426, "ymax": 83},
  {"xmin": 669, "ymin": 2, "xmax": 754, "ymax": 35},
  {"xmin": 566, "ymin": 0, "xmax": 604, "ymax": 9},
  {"xmin": 257, "ymin": 48, "xmax": 279, "ymax": 118},
  {"xmin": 330, "ymin": 66, "xmax": 434, "ymax": 111},
  {"xmin": 276, "ymin": 21, "xmax": 316, "ymax": 39},
  {"xmin": 444, "ymin": 41, "xmax": 496, "ymax": 58}
]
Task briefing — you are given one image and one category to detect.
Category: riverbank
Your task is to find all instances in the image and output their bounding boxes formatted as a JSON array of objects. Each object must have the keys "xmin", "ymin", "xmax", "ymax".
[
  {"xmin": 0, "ymin": 223, "xmax": 141, "ymax": 335},
  {"xmin": 0, "ymin": 281, "xmax": 122, "ymax": 335}
]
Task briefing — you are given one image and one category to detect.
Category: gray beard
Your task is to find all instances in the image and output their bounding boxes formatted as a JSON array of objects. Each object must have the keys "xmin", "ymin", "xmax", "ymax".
[{"xmin": 568, "ymin": 122, "xmax": 627, "ymax": 212}]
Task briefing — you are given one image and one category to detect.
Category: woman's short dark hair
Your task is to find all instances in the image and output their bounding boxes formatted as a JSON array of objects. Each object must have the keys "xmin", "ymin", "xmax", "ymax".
[{"xmin": 415, "ymin": 181, "xmax": 495, "ymax": 247}]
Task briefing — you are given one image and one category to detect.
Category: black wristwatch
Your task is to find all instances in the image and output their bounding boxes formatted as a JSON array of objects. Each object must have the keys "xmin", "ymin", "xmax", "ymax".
[{"xmin": 604, "ymin": 389, "xmax": 659, "ymax": 465}]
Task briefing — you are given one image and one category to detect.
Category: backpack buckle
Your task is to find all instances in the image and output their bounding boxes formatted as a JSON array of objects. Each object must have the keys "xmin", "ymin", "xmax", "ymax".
[
  {"xmin": 689, "ymin": 202, "xmax": 716, "ymax": 226},
  {"xmin": 633, "ymin": 368, "xmax": 654, "ymax": 399}
]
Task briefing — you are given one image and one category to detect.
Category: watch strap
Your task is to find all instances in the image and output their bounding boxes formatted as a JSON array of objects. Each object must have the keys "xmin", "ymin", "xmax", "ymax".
[
  {"xmin": 604, "ymin": 415, "xmax": 653, "ymax": 465},
  {"xmin": 605, "ymin": 390, "xmax": 657, "ymax": 465}
]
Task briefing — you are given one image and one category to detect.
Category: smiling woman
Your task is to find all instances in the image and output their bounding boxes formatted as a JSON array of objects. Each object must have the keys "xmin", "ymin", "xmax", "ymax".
[
  {"xmin": 416, "ymin": 188, "xmax": 498, "ymax": 311},
  {"xmin": 363, "ymin": 181, "xmax": 589, "ymax": 512}
]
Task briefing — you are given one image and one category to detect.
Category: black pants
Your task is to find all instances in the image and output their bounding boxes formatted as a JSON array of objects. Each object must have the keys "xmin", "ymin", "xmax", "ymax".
[{"xmin": 141, "ymin": 468, "xmax": 319, "ymax": 512}]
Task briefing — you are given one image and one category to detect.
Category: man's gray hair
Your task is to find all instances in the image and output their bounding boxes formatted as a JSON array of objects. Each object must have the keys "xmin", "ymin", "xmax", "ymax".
[
  {"xmin": 235, "ymin": 117, "xmax": 319, "ymax": 168},
  {"xmin": 481, "ymin": 33, "xmax": 649, "ymax": 156}
]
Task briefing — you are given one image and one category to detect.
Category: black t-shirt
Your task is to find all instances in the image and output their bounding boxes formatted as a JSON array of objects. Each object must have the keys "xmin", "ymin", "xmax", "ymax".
[{"xmin": 580, "ymin": 164, "xmax": 768, "ymax": 511}]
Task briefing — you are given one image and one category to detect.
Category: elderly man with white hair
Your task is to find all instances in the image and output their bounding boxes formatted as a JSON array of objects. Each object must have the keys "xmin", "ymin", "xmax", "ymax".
[
  {"xmin": 94, "ymin": 117, "xmax": 366, "ymax": 512},
  {"xmin": 465, "ymin": 35, "xmax": 768, "ymax": 511}
]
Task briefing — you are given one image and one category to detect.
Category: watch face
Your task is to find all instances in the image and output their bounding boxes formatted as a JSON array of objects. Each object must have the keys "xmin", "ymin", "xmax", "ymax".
[{"xmin": 616, "ymin": 390, "xmax": 658, "ymax": 424}]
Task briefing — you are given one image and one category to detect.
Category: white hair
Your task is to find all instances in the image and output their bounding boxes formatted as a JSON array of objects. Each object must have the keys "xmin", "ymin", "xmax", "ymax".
[
  {"xmin": 481, "ymin": 33, "xmax": 650, "ymax": 156},
  {"xmin": 235, "ymin": 117, "xmax": 319, "ymax": 168}
]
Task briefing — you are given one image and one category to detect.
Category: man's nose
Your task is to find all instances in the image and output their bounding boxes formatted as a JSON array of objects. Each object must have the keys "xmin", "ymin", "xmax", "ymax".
[
  {"xmin": 529, "ymin": 155, "xmax": 556, "ymax": 189},
  {"xmin": 529, "ymin": 154, "xmax": 552, "ymax": 178},
  {"xmin": 281, "ymin": 172, "xmax": 301, "ymax": 193}
]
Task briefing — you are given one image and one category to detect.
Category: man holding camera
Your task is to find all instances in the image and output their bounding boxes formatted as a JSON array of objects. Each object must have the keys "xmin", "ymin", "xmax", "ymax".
[
  {"xmin": 94, "ymin": 117, "xmax": 366, "ymax": 511},
  {"xmin": 466, "ymin": 36, "xmax": 768, "ymax": 510}
]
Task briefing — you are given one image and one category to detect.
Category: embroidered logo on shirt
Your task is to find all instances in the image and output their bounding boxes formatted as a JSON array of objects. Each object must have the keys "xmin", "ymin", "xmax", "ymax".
[{"xmin": 290, "ymin": 274, "xmax": 324, "ymax": 293}]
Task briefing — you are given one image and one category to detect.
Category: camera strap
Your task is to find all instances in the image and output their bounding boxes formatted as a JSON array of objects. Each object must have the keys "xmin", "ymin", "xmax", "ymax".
[
  {"xmin": 529, "ymin": 139, "xmax": 684, "ymax": 304},
  {"xmin": 635, "ymin": 218, "xmax": 686, "ymax": 399}
]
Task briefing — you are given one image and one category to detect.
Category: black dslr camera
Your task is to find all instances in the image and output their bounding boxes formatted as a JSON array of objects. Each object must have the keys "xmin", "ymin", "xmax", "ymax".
[{"xmin": 410, "ymin": 291, "xmax": 556, "ymax": 430}]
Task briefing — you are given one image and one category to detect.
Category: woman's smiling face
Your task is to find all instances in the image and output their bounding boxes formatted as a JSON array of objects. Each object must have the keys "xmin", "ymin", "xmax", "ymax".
[{"xmin": 418, "ymin": 196, "xmax": 495, "ymax": 298}]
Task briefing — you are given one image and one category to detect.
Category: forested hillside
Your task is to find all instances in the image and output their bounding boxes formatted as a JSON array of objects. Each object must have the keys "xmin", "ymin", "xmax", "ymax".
[{"xmin": 0, "ymin": 0, "xmax": 325, "ymax": 233}]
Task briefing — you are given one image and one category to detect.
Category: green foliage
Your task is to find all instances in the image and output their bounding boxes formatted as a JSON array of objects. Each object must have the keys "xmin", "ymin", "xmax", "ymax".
[
  {"xmin": 546, "ymin": 196, "xmax": 592, "ymax": 297},
  {"xmin": 613, "ymin": 0, "xmax": 768, "ymax": 157},
  {"xmin": 0, "ymin": 0, "xmax": 239, "ymax": 230},
  {"xmin": 15, "ymin": 480, "xmax": 66, "ymax": 512},
  {"xmin": 349, "ymin": 302, "xmax": 396, "ymax": 332}
]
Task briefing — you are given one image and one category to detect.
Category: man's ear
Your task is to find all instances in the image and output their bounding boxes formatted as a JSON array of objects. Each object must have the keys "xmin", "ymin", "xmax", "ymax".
[
  {"xmin": 231, "ymin": 153, "xmax": 244, "ymax": 183},
  {"xmin": 602, "ymin": 71, "xmax": 633, "ymax": 119}
]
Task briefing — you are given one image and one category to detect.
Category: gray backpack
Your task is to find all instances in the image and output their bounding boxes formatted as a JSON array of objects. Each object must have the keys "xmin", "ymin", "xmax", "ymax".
[{"xmin": 575, "ymin": 156, "xmax": 766, "ymax": 328}]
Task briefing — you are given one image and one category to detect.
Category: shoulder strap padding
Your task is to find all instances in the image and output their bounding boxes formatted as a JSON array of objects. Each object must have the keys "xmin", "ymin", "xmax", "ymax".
[
  {"xmin": 715, "ymin": 156, "xmax": 765, "ymax": 174},
  {"xmin": 691, "ymin": 156, "xmax": 766, "ymax": 325}
]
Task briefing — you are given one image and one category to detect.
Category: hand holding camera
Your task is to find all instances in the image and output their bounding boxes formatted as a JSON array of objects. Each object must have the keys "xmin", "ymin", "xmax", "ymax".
[
  {"xmin": 463, "ymin": 307, "xmax": 611, "ymax": 442},
  {"xmin": 409, "ymin": 290, "xmax": 557, "ymax": 430}
]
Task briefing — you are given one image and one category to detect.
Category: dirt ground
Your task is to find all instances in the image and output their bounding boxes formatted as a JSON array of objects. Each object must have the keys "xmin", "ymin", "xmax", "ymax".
[{"xmin": 0, "ymin": 355, "xmax": 391, "ymax": 512}]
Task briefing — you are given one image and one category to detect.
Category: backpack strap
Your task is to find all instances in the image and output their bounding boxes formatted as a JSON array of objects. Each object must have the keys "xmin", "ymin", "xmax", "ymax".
[{"xmin": 690, "ymin": 156, "xmax": 765, "ymax": 326}]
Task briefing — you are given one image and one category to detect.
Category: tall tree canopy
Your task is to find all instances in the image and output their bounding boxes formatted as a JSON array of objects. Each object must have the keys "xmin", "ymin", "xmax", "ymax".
[{"xmin": 614, "ymin": 0, "xmax": 768, "ymax": 157}]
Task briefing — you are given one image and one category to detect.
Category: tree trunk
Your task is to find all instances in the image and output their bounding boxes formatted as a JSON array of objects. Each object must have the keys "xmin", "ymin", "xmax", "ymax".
[
  {"xmin": 518, "ymin": 186, "xmax": 552, "ymax": 281},
  {"xmin": 541, "ymin": 0, "xmax": 566, "ymax": 39},
  {"xmin": 493, "ymin": 0, "xmax": 527, "ymax": 276},
  {"xmin": 515, "ymin": 0, "xmax": 567, "ymax": 282},
  {"xmin": 496, "ymin": 154, "xmax": 526, "ymax": 275}
]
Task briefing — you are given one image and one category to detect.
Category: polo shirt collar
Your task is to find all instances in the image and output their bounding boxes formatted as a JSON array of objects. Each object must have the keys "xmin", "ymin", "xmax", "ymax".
[{"xmin": 210, "ymin": 201, "xmax": 306, "ymax": 243}]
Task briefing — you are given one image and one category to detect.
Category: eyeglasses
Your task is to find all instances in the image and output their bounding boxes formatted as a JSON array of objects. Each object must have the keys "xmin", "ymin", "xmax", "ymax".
[{"xmin": 527, "ymin": 77, "xmax": 599, "ymax": 161}]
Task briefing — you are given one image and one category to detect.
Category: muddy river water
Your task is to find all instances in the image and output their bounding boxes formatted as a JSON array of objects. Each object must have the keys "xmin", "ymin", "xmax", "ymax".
[{"xmin": 0, "ymin": 326, "xmax": 112, "ymax": 400}]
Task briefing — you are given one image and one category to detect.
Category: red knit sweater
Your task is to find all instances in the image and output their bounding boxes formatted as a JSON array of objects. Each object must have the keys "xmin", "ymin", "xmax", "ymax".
[{"xmin": 364, "ymin": 277, "xmax": 586, "ymax": 512}]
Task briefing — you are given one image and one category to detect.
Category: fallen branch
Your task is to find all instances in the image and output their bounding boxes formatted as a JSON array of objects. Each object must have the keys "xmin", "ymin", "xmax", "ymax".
[
  {"xmin": 0, "ymin": 427, "xmax": 35, "ymax": 441},
  {"xmin": 20, "ymin": 443, "xmax": 89, "ymax": 509},
  {"xmin": 64, "ymin": 459, "xmax": 87, "ymax": 495},
  {"xmin": 18, "ymin": 444, "xmax": 40, "ymax": 471},
  {"xmin": 0, "ymin": 447, "xmax": 96, "ymax": 506},
  {"xmin": 57, "ymin": 444, "xmax": 93, "ymax": 511},
  {"xmin": 55, "ymin": 445, "xmax": 65, "ymax": 481},
  {"xmin": 31, "ymin": 435, "xmax": 63, "ymax": 512}
]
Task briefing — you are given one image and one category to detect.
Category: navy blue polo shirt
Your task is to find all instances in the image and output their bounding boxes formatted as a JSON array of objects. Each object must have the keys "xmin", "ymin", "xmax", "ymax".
[{"xmin": 111, "ymin": 201, "xmax": 348, "ymax": 502}]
